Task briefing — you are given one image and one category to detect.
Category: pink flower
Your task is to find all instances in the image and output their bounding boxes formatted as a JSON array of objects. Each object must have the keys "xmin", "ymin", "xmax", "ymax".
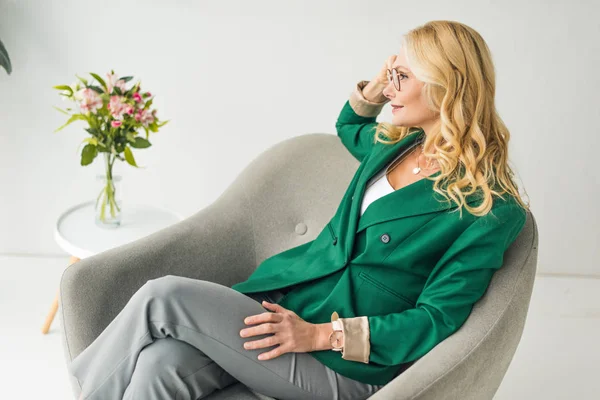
[
  {"xmin": 133, "ymin": 92, "xmax": 143, "ymax": 103},
  {"xmin": 116, "ymin": 80, "xmax": 127, "ymax": 92},
  {"xmin": 109, "ymin": 96, "xmax": 128, "ymax": 120},
  {"xmin": 106, "ymin": 72, "xmax": 127, "ymax": 94},
  {"xmin": 136, "ymin": 109, "xmax": 155, "ymax": 127},
  {"xmin": 125, "ymin": 105, "xmax": 134, "ymax": 115},
  {"xmin": 74, "ymin": 88, "xmax": 103, "ymax": 114},
  {"xmin": 111, "ymin": 120, "xmax": 123, "ymax": 128}
]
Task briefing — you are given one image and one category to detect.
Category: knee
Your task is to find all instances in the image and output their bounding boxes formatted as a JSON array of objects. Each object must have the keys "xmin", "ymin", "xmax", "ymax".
[
  {"xmin": 126, "ymin": 338, "xmax": 200, "ymax": 399},
  {"xmin": 134, "ymin": 341, "xmax": 167, "ymax": 375},
  {"xmin": 140, "ymin": 275, "xmax": 182, "ymax": 298},
  {"xmin": 125, "ymin": 344, "xmax": 175, "ymax": 398}
]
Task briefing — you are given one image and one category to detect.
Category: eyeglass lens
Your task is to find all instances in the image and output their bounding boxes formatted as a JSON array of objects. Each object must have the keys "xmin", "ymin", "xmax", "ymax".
[{"xmin": 387, "ymin": 69, "xmax": 401, "ymax": 91}]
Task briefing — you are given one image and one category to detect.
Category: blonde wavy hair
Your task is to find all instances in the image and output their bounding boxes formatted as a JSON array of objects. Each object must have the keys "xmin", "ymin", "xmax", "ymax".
[{"xmin": 374, "ymin": 20, "xmax": 530, "ymax": 218}]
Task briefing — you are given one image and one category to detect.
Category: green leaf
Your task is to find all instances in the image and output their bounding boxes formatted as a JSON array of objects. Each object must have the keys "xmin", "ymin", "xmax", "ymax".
[
  {"xmin": 53, "ymin": 85, "xmax": 74, "ymax": 96},
  {"xmin": 148, "ymin": 122, "xmax": 158, "ymax": 132},
  {"xmin": 53, "ymin": 106, "xmax": 70, "ymax": 115},
  {"xmin": 54, "ymin": 114, "xmax": 87, "ymax": 133},
  {"xmin": 75, "ymin": 74, "xmax": 88, "ymax": 85},
  {"xmin": 84, "ymin": 127, "xmax": 101, "ymax": 135},
  {"xmin": 123, "ymin": 146, "xmax": 138, "ymax": 167},
  {"xmin": 156, "ymin": 120, "xmax": 170, "ymax": 128},
  {"xmin": 89, "ymin": 117, "xmax": 98, "ymax": 130},
  {"xmin": 89, "ymin": 72, "xmax": 107, "ymax": 90},
  {"xmin": 143, "ymin": 98, "xmax": 153, "ymax": 110},
  {"xmin": 76, "ymin": 137, "xmax": 99, "ymax": 155},
  {"xmin": 119, "ymin": 76, "xmax": 133, "ymax": 83},
  {"xmin": 0, "ymin": 38, "xmax": 12, "ymax": 75},
  {"xmin": 89, "ymin": 85, "xmax": 104, "ymax": 94},
  {"xmin": 114, "ymin": 87, "xmax": 122, "ymax": 95},
  {"xmin": 81, "ymin": 144, "xmax": 98, "ymax": 166},
  {"xmin": 130, "ymin": 137, "xmax": 152, "ymax": 149}
]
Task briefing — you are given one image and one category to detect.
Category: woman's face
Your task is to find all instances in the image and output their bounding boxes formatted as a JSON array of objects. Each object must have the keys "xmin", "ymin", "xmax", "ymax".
[{"xmin": 382, "ymin": 47, "xmax": 439, "ymax": 134}]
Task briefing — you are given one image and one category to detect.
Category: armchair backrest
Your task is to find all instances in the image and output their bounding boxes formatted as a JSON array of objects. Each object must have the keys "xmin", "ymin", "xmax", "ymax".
[{"xmin": 219, "ymin": 132, "xmax": 539, "ymax": 399}]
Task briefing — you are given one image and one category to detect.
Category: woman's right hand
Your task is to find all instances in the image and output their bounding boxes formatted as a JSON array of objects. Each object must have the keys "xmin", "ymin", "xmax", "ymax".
[
  {"xmin": 373, "ymin": 54, "xmax": 398, "ymax": 85},
  {"xmin": 360, "ymin": 55, "xmax": 397, "ymax": 103}
]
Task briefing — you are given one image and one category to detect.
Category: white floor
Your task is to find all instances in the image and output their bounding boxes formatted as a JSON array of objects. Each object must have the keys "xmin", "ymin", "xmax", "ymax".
[{"xmin": 0, "ymin": 254, "xmax": 598, "ymax": 399}]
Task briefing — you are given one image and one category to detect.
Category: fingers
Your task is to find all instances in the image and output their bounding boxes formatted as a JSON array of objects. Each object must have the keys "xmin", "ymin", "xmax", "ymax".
[
  {"xmin": 240, "ymin": 322, "xmax": 277, "ymax": 338},
  {"xmin": 386, "ymin": 54, "xmax": 398, "ymax": 69},
  {"xmin": 243, "ymin": 335, "xmax": 279, "ymax": 351},
  {"xmin": 257, "ymin": 346, "xmax": 285, "ymax": 361},
  {"xmin": 244, "ymin": 311, "xmax": 282, "ymax": 326}
]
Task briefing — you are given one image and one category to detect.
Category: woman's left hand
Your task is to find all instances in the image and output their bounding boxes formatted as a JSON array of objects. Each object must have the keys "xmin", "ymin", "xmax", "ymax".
[{"xmin": 240, "ymin": 300, "xmax": 318, "ymax": 361}]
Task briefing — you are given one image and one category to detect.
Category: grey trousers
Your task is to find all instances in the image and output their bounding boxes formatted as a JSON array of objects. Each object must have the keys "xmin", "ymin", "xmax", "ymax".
[{"xmin": 67, "ymin": 275, "xmax": 386, "ymax": 400}]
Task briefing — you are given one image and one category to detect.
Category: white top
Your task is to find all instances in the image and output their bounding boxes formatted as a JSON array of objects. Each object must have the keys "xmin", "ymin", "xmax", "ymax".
[
  {"xmin": 359, "ymin": 138, "xmax": 423, "ymax": 216},
  {"xmin": 360, "ymin": 166, "xmax": 395, "ymax": 216}
]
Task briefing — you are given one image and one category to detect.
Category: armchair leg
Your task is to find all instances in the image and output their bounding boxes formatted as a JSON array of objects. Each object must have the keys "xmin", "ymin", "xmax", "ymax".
[{"xmin": 41, "ymin": 255, "xmax": 80, "ymax": 334}]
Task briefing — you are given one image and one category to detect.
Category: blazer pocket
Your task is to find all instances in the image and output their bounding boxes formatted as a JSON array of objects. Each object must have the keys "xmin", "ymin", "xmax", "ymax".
[{"xmin": 358, "ymin": 271, "xmax": 415, "ymax": 307}]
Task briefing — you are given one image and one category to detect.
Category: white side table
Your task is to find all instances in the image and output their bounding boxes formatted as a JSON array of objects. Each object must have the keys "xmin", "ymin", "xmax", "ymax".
[{"xmin": 42, "ymin": 200, "xmax": 184, "ymax": 334}]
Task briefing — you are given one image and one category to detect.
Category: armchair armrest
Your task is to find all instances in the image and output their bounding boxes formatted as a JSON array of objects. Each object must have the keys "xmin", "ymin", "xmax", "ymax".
[{"xmin": 60, "ymin": 199, "xmax": 256, "ymax": 361}]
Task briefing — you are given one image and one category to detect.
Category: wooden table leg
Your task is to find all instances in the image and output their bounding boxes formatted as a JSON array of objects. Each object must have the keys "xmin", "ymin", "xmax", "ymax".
[{"xmin": 41, "ymin": 255, "xmax": 80, "ymax": 334}]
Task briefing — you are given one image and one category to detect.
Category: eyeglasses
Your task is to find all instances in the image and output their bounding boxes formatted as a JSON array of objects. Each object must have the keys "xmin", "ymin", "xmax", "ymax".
[{"xmin": 386, "ymin": 68, "xmax": 408, "ymax": 91}]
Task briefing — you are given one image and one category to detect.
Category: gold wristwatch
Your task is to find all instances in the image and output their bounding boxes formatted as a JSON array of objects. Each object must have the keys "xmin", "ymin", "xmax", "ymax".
[{"xmin": 329, "ymin": 312, "xmax": 344, "ymax": 352}]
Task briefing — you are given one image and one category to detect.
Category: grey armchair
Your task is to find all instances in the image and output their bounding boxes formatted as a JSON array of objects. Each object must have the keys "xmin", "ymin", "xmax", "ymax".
[{"xmin": 59, "ymin": 133, "xmax": 539, "ymax": 400}]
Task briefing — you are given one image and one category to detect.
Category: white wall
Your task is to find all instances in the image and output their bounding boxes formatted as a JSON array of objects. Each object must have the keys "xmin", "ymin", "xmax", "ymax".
[{"xmin": 0, "ymin": 0, "xmax": 598, "ymax": 277}]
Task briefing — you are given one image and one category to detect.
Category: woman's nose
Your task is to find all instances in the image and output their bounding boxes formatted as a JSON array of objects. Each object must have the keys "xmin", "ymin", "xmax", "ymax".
[{"xmin": 382, "ymin": 84, "xmax": 394, "ymax": 99}]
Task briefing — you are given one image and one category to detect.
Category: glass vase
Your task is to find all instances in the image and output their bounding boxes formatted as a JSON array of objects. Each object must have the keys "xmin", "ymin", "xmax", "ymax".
[{"xmin": 95, "ymin": 153, "xmax": 123, "ymax": 228}]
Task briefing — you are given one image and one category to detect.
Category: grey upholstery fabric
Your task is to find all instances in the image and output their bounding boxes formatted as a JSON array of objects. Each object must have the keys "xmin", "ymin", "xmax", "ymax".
[{"xmin": 59, "ymin": 133, "xmax": 539, "ymax": 399}]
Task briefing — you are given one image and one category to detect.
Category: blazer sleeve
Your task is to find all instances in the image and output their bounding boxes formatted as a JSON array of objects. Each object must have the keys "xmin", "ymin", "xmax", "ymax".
[
  {"xmin": 367, "ymin": 204, "xmax": 527, "ymax": 366},
  {"xmin": 335, "ymin": 80, "xmax": 389, "ymax": 162},
  {"xmin": 334, "ymin": 312, "xmax": 370, "ymax": 363},
  {"xmin": 336, "ymin": 203, "xmax": 527, "ymax": 365}
]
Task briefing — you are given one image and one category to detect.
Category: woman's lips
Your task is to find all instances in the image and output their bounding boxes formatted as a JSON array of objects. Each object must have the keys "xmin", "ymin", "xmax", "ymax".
[{"xmin": 392, "ymin": 106, "xmax": 404, "ymax": 113}]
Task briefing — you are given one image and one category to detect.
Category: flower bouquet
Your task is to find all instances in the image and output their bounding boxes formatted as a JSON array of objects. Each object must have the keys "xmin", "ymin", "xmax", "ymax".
[{"xmin": 53, "ymin": 71, "xmax": 168, "ymax": 227}]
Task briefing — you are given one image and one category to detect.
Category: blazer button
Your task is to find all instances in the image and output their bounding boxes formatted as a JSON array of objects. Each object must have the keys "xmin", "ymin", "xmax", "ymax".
[{"xmin": 380, "ymin": 233, "xmax": 390, "ymax": 244}]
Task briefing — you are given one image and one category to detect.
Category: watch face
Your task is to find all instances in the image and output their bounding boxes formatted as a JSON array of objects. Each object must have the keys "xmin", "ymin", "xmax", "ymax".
[{"xmin": 330, "ymin": 331, "xmax": 344, "ymax": 348}]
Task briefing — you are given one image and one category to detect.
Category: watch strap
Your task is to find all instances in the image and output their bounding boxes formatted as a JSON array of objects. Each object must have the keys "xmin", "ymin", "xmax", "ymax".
[{"xmin": 330, "ymin": 311, "xmax": 345, "ymax": 351}]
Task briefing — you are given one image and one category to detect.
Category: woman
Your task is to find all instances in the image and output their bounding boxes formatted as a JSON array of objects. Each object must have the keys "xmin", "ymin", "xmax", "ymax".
[{"xmin": 68, "ymin": 20, "xmax": 530, "ymax": 400}]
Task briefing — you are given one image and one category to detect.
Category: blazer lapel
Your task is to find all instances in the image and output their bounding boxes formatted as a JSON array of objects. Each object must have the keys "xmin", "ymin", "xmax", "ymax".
[{"xmin": 341, "ymin": 129, "xmax": 483, "ymax": 259}]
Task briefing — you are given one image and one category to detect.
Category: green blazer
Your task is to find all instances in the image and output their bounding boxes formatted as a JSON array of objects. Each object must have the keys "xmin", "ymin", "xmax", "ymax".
[{"xmin": 231, "ymin": 99, "xmax": 527, "ymax": 386}]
